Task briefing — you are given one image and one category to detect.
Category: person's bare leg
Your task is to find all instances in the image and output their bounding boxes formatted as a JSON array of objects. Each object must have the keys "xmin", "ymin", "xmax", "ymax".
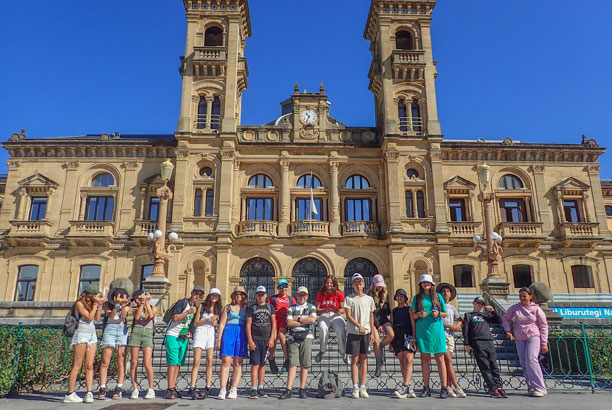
[
  {"xmin": 358, "ymin": 355, "xmax": 367, "ymax": 384},
  {"xmin": 231, "ymin": 358, "xmax": 243, "ymax": 389},
  {"xmin": 219, "ymin": 357, "xmax": 232, "ymax": 389},
  {"xmin": 191, "ymin": 347, "xmax": 202, "ymax": 387},
  {"xmin": 205, "ymin": 348, "xmax": 214, "ymax": 387},
  {"xmin": 98, "ymin": 347, "xmax": 113, "ymax": 387},
  {"xmin": 350, "ymin": 355, "xmax": 359, "ymax": 385},
  {"xmin": 251, "ymin": 365, "xmax": 259, "ymax": 389},
  {"xmin": 286, "ymin": 366, "xmax": 297, "ymax": 390},
  {"xmin": 435, "ymin": 353, "xmax": 448, "ymax": 388},
  {"xmin": 67, "ymin": 343, "xmax": 86, "ymax": 394},
  {"xmin": 84, "ymin": 344, "xmax": 97, "ymax": 392},
  {"xmin": 299, "ymin": 367, "xmax": 308, "ymax": 389},
  {"xmin": 116, "ymin": 346, "xmax": 126, "ymax": 385},
  {"xmin": 142, "ymin": 347, "xmax": 154, "ymax": 390},
  {"xmin": 130, "ymin": 347, "xmax": 140, "ymax": 390},
  {"xmin": 421, "ymin": 353, "xmax": 431, "ymax": 387}
]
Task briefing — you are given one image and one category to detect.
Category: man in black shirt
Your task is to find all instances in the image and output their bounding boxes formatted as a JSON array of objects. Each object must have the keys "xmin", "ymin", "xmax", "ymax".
[
  {"xmin": 462, "ymin": 296, "xmax": 507, "ymax": 398},
  {"xmin": 246, "ymin": 286, "xmax": 277, "ymax": 399}
]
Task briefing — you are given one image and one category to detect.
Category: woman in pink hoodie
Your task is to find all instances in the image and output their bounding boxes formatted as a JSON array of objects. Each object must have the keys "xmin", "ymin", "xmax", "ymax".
[{"xmin": 502, "ymin": 287, "xmax": 549, "ymax": 397}]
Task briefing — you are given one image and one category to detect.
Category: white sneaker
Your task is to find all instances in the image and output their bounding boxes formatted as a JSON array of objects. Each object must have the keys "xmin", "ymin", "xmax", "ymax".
[
  {"xmin": 63, "ymin": 392, "xmax": 83, "ymax": 403},
  {"xmin": 447, "ymin": 387, "xmax": 457, "ymax": 398},
  {"xmin": 144, "ymin": 388, "xmax": 155, "ymax": 399},
  {"xmin": 393, "ymin": 385, "xmax": 408, "ymax": 399},
  {"xmin": 532, "ymin": 391, "xmax": 546, "ymax": 397},
  {"xmin": 351, "ymin": 387, "xmax": 359, "ymax": 399},
  {"xmin": 407, "ymin": 385, "xmax": 417, "ymax": 398},
  {"xmin": 218, "ymin": 388, "xmax": 227, "ymax": 400},
  {"xmin": 227, "ymin": 387, "xmax": 238, "ymax": 399},
  {"xmin": 130, "ymin": 388, "xmax": 139, "ymax": 400},
  {"xmin": 454, "ymin": 386, "xmax": 467, "ymax": 398},
  {"xmin": 84, "ymin": 392, "xmax": 94, "ymax": 403},
  {"xmin": 359, "ymin": 386, "xmax": 369, "ymax": 398}
]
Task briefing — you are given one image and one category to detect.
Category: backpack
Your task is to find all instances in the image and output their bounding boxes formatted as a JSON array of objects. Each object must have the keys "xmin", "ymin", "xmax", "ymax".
[
  {"xmin": 163, "ymin": 299, "xmax": 185, "ymax": 324},
  {"xmin": 317, "ymin": 370, "xmax": 342, "ymax": 398},
  {"xmin": 62, "ymin": 305, "xmax": 79, "ymax": 338}
]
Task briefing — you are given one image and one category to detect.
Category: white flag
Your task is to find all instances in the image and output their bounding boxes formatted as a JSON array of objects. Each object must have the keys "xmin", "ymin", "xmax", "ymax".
[{"xmin": 310, "ymin": 175, "xmax": 319, "ymax": 216}]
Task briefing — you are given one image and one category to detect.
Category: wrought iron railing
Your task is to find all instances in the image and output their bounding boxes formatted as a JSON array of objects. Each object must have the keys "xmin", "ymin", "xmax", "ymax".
[{"xmin": 0, "ymin": 322, "xmax": 610, "ymax": 397}]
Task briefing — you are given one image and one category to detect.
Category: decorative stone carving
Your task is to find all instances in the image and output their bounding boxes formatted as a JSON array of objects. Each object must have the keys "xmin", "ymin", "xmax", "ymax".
[
  {"xmin": 362, "ymin": 131, "xmax": 376, "ymax": 143},
  {"xmin": 581, "ymin": 134, "xmax": 599, "ymax": 147},
  {"xmin": 267, "ymin": 130, "xmax": 280, "ymax": 141},
  {"xmin": 242, "ymin": 130, "xmax": 256, "ymax": 141},
  {"xmin": 502, "ymin": 137, "xmax": 513, "ymax": 145},
  {"xmin": 299, "ymin": 126, "xmax": 319, "ymax": 140},
  {"xmin": 8, "ymin": 129, "xmax": 26, "ymax": 142}
]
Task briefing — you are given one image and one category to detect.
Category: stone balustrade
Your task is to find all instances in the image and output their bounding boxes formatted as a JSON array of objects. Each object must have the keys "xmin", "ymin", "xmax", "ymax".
[
  {"xmin": 448, "ymin": 221, "xmax": 481, "ymax": 237},
  {"xmin": 497, "ymin": 222, "xmax": 543, "ymax": 237},
  {"xmin": 560, "ymin": 222, "xmax": 600, "ymax": 238},
  {"xmin": 193, "ymin": 46, "xmax": 226, "ymax": 61},
  {"xmin": 341, "ymin": 221, "xmax": 380, "ymax": 236},
  {"xmin": 239, "ymin": 220, "xmax": 278, "ymax": 236},
  {"xmin": 290, "ymin": 220, "xmax": 329, "ymax": 236},
  {"xmin": 9, "ymin": 220, "xmax": 52, "ymax": 237},
  {"xmin": 68, "ymin": 221, "xmax": 115, "ymax": 237}
]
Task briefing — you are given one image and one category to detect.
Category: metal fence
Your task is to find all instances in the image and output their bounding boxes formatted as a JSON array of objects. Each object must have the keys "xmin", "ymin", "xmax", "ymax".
[{"xmin": 0, "ymin": 322, "xmax": 610, "ymax": 397}]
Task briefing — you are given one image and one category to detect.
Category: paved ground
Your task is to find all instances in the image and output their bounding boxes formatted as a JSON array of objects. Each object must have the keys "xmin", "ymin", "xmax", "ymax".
[{"xmin": 1, "ymin": 390, "xmax": 611, "ymax": 410}]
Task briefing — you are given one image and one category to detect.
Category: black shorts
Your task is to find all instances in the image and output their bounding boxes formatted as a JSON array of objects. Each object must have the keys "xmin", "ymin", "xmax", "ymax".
[
  {"xmin": 346, "ymin": 334, "xmax": 369, "ymax": 355},
  {"xmin": 391, "ymin": 327, "xmax": 417, "ymax": 356},
  {"xmin": 249, "ymin": 339, "xmax": 268, "ymax": 366}
]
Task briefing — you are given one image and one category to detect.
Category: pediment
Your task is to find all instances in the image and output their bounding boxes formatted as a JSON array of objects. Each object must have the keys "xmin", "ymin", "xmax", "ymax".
[
  {"xmin": 18, "ymin": 172, "xmax": 59, "ymax": 189},
  {"xmin": 444, "ymin": 175, "xmax": 477, "ymax": 190},
  {"xmin": 554, "ymin": 177, "xmax": 590, "ymax": 192}
]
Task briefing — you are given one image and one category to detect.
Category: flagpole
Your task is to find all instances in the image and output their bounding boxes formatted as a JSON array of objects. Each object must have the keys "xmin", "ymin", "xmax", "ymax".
[{"xmin": 309, "ymin": 172, "xmax": 313, "ymax": 233}]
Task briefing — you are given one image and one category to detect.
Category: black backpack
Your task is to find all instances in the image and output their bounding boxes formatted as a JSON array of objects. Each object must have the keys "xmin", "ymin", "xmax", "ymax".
[
  {"xmin": 62, "ymin": 305, "xmax": 79, "ymax": 338},
  {"xmin": 317, "ymin": 370, "xmax": 342, "ymax": 398}
]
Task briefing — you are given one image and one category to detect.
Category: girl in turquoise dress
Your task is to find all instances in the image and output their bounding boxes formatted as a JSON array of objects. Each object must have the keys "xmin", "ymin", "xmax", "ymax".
[{"xmin": 411, "ymin": 274, "xmax": 450, "ymax": 398}]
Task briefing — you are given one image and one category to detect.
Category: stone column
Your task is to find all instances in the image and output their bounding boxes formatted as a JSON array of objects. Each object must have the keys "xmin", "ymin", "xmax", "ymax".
[
  {"xmin": 177, "ymin": 15, "xmax": 198, "ymax": 131},
  {"xmin": 531, "ymin": 165, "xmax": 554, "ymax": 232},
  {"xmin": 420, "ymin": 21, "xmax": 442, "ymax": 135},
  {"xmin": 221, "ymin": 16, "xmax": 240, "ymax": 132},
  {"xmin": 169, "ymin": 150, "xmax": 189, "ymax": 231},
  {"xmin": 279, "ymin": 160, "xmax": 290, "ymax": 236},
  {"xmin": 429, "ymin": 147, "xmax": 449, "ymax": 233},
  {"xmin": 587, "ymin": 164, "xmax": 610, "ymax": 234},
  {"xmin": 216, "ymin": 150, "xmax": 235, "ymax": 233},
  {"xmin": 16, "ymin": 188, "xmax": 28, "ymax": 220},
  {"xmin": 329, "ymin": 160, "xmax": 341, "ymax": 236},
  {"xmin": 378, "ymin": 23, "xmax": 398, "ymax": 135},
  {"xmin": 384, "ymin": 149, "xmax": 403, "ymax": 232}
]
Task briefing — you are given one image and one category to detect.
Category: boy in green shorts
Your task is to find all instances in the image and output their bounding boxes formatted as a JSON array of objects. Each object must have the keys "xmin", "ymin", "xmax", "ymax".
[{"xmin": 163, "ymin": 286, "xmax": 204, "ymax": 399}]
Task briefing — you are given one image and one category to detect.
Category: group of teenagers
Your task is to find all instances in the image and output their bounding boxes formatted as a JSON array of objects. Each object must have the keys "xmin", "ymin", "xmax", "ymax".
[{"xmin": 63, "ymin": 272, "xmax": 549, "ymax": 403}]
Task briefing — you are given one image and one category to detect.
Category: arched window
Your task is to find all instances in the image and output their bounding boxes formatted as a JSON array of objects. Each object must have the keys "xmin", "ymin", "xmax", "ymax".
[
  {"xmin": 398, "ymin": 99, "xmax": 408, "ymax": 132},
  {"xmin": 211, "ymin": 97, "xmax": 221, "ymax": 130},
  {"xmin": 240, "ymin": 258, "xmax": 276, "ymax": 302},
  {"xmin": 499, "ymin": 174, "xmax": 524, "ymax": 190},
  {"xmin": 200, "ymin": 167, "xmax": 213, "ymax": 178},
  {"xmin": 344, "ymin": 258, "xmax": 378, "ymax": 295},
  {"xmin": 248, "ymin": 174, "xmax": 274, "ymax": 188},
  {"xmin": 296, "ymin": 174, "xmax": 322, "ymax": 189},
  {"xmin": 204, "ymin": 26, "xmax": 223, "ymax": 47},
  {"xmin": 406, "ymin": 169, "xmax": 419, "ymax": 179},
  {"xmin": 345, "ymin": 175, "xmax": 370, "ymax": 189},
  {"xmin": 197, "ymin": 97, "xmax": 207, "ymax": 129},
  {"xmin": 411, "ymin": 100, "xmax": 422, "ymax": 133},
  {"xmin": 396, "ymin": 30, "xmax": 414, "ymax": 50},
  {"xmin": 92, "ymin": 173, "xmax": 114, "ymax": 187},
  {"xmin": 291, "ymin": 258, "xmax": 328, "ymax": 303}
]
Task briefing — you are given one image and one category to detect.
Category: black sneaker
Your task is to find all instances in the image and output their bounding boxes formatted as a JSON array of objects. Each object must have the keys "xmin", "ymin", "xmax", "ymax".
[
  {"xmin": 165, "ymin": 388, "xmax": 176, "ymax": 400},
  {"xmin": 279, "ymin": 389, "xmax": 293, "ymax": 400},
  {"xmin": 175, "ymin": 389, "xmax": 183, "ymax": 399},
  {"xmin": 189, "ymin": 387, "xmax": 198, "ymax": 400},
  {"xmin": 298, "ymin": 388, "xmax": 307, "ymax": 399},
  {"xmin": 257, "ymin": 388, "xmax": 268, "ymax": 398},
  {"xmin": 269, "ymin": 358, "xmax": 279, "ymax": 374},
  {"xmin": 112, "ymin": 386, "xmax": 123, "ymax": 399},
  {"xmin": 250, "ymin": 389, "xmax": 258, "ymax": 399},
  {"xmin": 418, "ymin": 386, "xmax": 431, "ymax": 398},
  {"xmin": 282, "ymin": 359, "xmax": 290, "ymax": 372},
  {"xmin": 440, "ymin": 387, "xmax": 448, "ymax": 399},
  {"xmin": 97, "ymin": 387, "xmax": 108, "ymax": 400},
  {"xmin": 202, "ymin": 386, "xmax": 209, "ymax": 400}
]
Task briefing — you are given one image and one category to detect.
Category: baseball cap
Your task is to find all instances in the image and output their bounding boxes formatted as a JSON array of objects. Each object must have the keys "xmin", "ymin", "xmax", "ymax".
[
  {"xmin": 193, "ymin": 285, "xmax": 205, "ymax": 293},
  {"xmin": 473, "ymin": 296, "xmax": 486, "ymax": 304},
  {"xmin": 277, "ymin": 279, "xmax": 289, "ymax": 287},
  {"xmin": 256, "ymin": 286, "xmax": 267, "ymax": 294},
  {"xmin": 209, "ymin": 288, "xmax": 221, "ymax": 296},
  {"xmin": 351, "ymin": 273, "xmax": 364, "ymax": 282},
  {"xmin": 296, "ymin": 286, "xmax": 309, "ymax": 295}
]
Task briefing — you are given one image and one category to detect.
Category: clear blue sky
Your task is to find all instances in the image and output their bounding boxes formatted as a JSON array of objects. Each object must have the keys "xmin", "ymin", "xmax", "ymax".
[{"xmin": 1, "ymin": 0, "xmax": 610, "ymax": 178}]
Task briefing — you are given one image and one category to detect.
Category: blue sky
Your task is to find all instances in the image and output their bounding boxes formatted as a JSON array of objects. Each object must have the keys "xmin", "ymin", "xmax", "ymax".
[{"xmin": 1, "ymin": 0, "xmax": 610, "ymax": 178}]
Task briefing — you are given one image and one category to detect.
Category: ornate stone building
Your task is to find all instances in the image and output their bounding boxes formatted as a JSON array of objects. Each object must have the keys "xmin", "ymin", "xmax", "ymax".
[{"xmin": 1, "ymin": 0, "xmax": 611, "ymax": 320}]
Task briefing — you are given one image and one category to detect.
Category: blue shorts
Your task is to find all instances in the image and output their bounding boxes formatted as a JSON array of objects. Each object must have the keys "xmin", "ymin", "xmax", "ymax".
[
  {"xmin": 100, "ymin": 323, "xmax": 128, "ymax": 348},
  {"xmin": 71, "ymin": 328, "xmax": 98, "ymax": 346},
  {"xmin": 220, "ymin": 324, "xmax": 248, "ymax": 358}
]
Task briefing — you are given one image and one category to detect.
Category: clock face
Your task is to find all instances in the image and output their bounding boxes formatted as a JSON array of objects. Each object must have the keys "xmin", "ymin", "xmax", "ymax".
[{"xmin": 301, "ymin": 109, "xmax": 318, "ymax": 124}]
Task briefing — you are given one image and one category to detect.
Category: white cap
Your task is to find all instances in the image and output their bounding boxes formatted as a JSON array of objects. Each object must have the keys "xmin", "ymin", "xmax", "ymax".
[
  {"xmin": 418, "ymin": 274, "xmax": 435, "ymax": 286},
  {"xmin": 209, "ymin": 288, "xmax": 221, "ymax": 296},
  {"xmin": 351, "ymin": 273, "xmax": 364, "ymax": 282},
  {"xmin": 296, "ymin": 286, "xmax": 309, "ymax": 295},
  {"xmin": 255, "ymin": 286, "xmax": 267, "ymax": 294}
]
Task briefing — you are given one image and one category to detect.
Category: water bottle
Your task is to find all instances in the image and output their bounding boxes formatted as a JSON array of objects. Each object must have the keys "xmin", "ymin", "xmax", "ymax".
[{"xmin": 432, "ymin": 307, "xmax": 441, "ymax": 321}]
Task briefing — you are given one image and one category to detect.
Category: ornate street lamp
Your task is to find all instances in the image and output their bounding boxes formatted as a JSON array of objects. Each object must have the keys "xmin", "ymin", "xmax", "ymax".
[
  {"xmin": 148, "ymin": 159, "xmax": 178, "ymax": 278},
  {"xmin": 474, "ymin": 163, "xmax": 509, "ymax": 298}
]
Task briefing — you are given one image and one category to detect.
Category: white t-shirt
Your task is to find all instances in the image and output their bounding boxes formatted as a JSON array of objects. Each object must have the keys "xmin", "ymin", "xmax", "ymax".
[
  {"xmin": 343, "ymin": 293, "xmax": 376, "ymax": 335},
  {"xmin": 443, "ymin": 304, "xmax": 460, "ymax": 336}
]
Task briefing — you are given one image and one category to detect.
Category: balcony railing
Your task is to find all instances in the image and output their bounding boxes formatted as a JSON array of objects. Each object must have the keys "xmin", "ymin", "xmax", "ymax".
[
  {"xmin": 399, "ymin": 117, "xmax": 423, "ymax": 135},
  {"xmin": 560, "ymin": 222, "xmax": 600, "ymax": 238},
  {"xmin": 497, "ymin": 222, "xmax": 543, "ymax": 237},
  {"xmin": 239, "ymin": 220, "xmax": 278, "ymax": 236},
  {"xmin": 193, "ymin": 46, "xmax": 227, "ymax": 61},
  {"xmin": 392, "ymin": 50, "xmax": 425, "ymax": 65},
  {"xmin": 133, "ymin": 220, "xmax": 158, "ymax": 237},
  {"xmin": 448, "ymin": 221, "xmax": 481, "ymax": 237},
  {"xmin": 290, "ymin": 220, "xmax": 329, "ymax": 237},
  {"xmin": 341, "ymin": 221, "xmax": 380, "ymax": 236},
  {"xmin": 9, "ymin": 220, "xmax": 52, "ymax": 236},
  {"xmin": 68, "ymin": 221, "xmax": 115, "ymax": 237},
  {"xmin": 194, "ymin": 114, "xmax": 221, "ymax": 132}
]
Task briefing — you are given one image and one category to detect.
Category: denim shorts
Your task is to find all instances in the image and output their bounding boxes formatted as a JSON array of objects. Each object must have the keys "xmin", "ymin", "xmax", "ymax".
[
  {"xmin": 71, "ymin": 328, "xmax": 98, "ymax": 346},
  {"xmin": 100, "ymin": 323, "xmax": 128, "ymax": 348}
]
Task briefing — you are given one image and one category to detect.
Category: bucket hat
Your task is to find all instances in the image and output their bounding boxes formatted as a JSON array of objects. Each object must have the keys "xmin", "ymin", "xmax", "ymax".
[{"xmin": 436, "ymin": 282, "xmax": 457, "ymax": 301}]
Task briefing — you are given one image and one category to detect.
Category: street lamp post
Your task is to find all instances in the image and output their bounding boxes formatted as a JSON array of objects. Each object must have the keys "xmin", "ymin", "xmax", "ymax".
[
  {"xmin": 144, "ymin": 158, "xmax": 178, "ymax": 313},
  {"xmin": 474, "ymin": 163, "xmax": 510, "ymax": 299}
]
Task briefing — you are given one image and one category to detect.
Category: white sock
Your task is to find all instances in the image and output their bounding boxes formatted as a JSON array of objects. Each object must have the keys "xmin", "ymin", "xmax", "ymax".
[
  {"xmin": 117, "ymin": 384, "xmax": 123, "ymax": 388},
  {"xmin": 100, "ymin": 385, "xmax": 106, "ymax": 389},
  {"xmin": 353, "ymin": 384, "xmax": 358, "ymax": 389},
  {"xmin": 360, "ymin": 385, "xmax": 366, "ymax": 389}
]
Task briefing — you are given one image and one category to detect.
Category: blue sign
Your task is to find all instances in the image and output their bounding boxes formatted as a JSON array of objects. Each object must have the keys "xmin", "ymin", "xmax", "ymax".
[{"xmin": 551, "ymin": 307, "xmax": 612, "ymax": 319}]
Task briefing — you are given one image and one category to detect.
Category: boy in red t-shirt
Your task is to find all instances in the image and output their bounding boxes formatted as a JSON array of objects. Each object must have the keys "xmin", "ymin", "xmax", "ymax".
[
  {"xmin": 314, "ymin": 275, "xmax": 348, "ymax": 363},
  {"xmin": 268, "ymin": 279, "xmax": 295, "ymax": 373}
]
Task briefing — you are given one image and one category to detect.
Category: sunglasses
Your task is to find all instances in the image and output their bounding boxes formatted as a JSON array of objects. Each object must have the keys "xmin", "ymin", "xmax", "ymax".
[{"xmin": 278, "ymin": 285, "xmax": 288, "ymax": 289}]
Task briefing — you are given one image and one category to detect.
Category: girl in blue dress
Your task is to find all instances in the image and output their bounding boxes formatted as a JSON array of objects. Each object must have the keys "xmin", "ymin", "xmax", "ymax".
[
  {"xmin": 411, "ymin": 274, "xmax": 449, "ymax": 398},
  {"xmin": 216, "ymin": 286, "xmax": 248, "ymax": 400}
]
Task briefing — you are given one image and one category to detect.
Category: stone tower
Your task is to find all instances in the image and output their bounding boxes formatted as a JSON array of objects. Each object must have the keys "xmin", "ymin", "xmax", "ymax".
[
  {"xmin": 177, "ymin": 0, "xmax": 251, "ymax": 134},
  {"xmin": 364, "ymin": 0, "xmax": 442, "ymax": 137}
]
